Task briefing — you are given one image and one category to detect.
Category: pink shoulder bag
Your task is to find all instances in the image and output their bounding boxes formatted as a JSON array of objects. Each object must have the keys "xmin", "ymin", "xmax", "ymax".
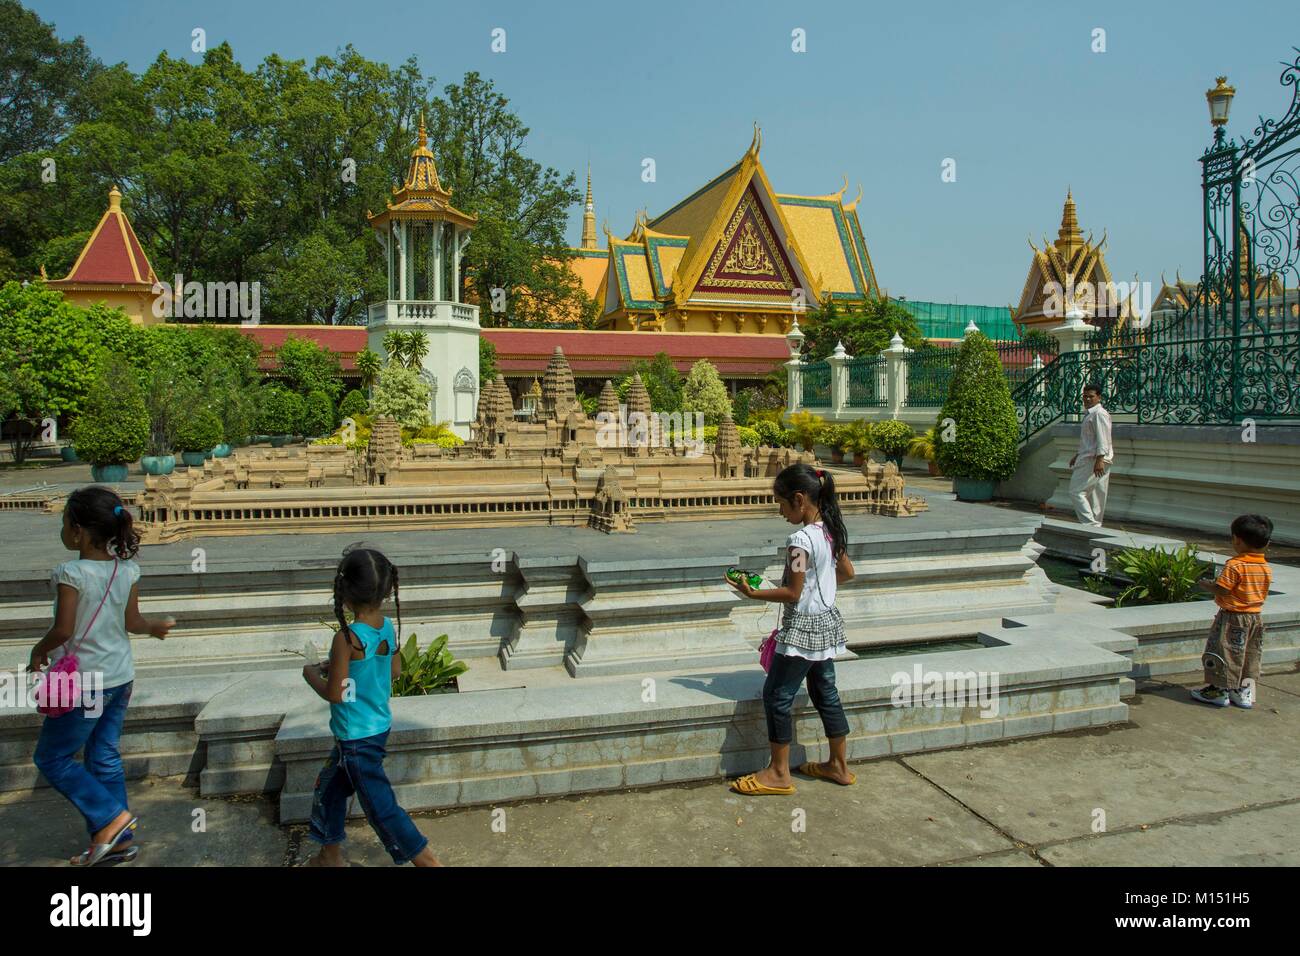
[
  {"xmin": 759, "ymin": 524, "xmax": 834, "ymax": 672},
  {"xmin": 35, "ymin": 560, "xmax": 119, "ymax": 717}
]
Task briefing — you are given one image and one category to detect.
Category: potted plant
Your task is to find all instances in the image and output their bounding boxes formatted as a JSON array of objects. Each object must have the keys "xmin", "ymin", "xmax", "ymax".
[
  {"xmin": 787, "ymin": 410, "xmax": 826, "ymax": 455},
  {"xmin": 74, "ymin": 356, "xmax": 149, "ymax": 483},
  {"xmin": 59, "ymin": 422, "xmax": 79, "ymax": 462},
  {"xmin": 174, "ymin": 408, "xmax": 223, "ymax": 467},
  {"xmin": 908, "ymin": 426, "xmax": 942, "ymax": 476},
  {"xmin": 872, "ymin": 420, "xmax": 916, "ymax": 469},
  {"xmin": 823, "ymin": 424, "xmax": 848, "ymax": 463},
  {"xmin": 391, "ymin": 633, "xmax": 469, "ymax": 697},
  {"xmin": 933, "ymin": 332, "xmax": 1020, "ymax": 501},
  {"xmin": 257, "ymin": 386, "xmax": 296, "ymax": 446},
  {"xmin": 843, "ymin": 421, "xmax": 874, "ymax": 466}
]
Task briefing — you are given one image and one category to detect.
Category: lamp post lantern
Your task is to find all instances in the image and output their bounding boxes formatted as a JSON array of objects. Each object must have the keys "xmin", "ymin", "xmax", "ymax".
[{"xmin": 1206, "ymin": 76, "xmax": 1236, "ymax": 145}]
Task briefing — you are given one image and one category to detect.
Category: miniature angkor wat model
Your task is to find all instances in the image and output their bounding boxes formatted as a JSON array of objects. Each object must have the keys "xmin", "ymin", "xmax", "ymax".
[{"xmin": 136, "ymin": 347, "xmax": 926, "ymax": 543}]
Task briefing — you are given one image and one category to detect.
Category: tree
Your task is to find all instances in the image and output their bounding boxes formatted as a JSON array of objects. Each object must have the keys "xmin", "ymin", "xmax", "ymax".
[
  {"xmin": 355, "ymin": 349, "xmax": 381, "ymax": 393},
  {"xmin": 256, "ymin": 385, "xmax": 296, "ymax": 436},
  {"xmin": 383, "ymin": 330, "xmax": 408, "ymax": 367},
  {"xmin": 803, "ymin": 296, "xmax": 927, "ymax": 360},
  {"xmin": 72, "ymin": 354, "xmax": 149, "ymax": 466},
  {"xmin": 426, "ymin": 72, "xmax": 586, "ymax": 326},
  {"xmin": 0, "ymin": 346, "xmax": 51, "ymax": 463},
  {"xmin": 616, "ymin": 352, "xmax": 681, "ymax": 412},
  {"xmin": 933, "ymin": 332, "xmax": 1020, "ymax": 482},
  {"xmin": 370, "ymin": 362, "xmax": 431, "ymax": 427},
  {"xmin": 301, "ymin": 389, "xmax": 335, "ymax": 437},
  {"xmin": 173, "ymin": 407, "xmax": 223, "ymax": 453},
  {"xmin": 338, "ymin": 389, "xmax": 368, "ymax": 420},
  {"xmin": 681, "ymin": 359, "xmax": 732, "ymax": 426},
  {"xmin": 274, "ymin": 334, "xmax": 343, "ymax": 399},
  {"xmin": 479, "ymin": 337, "xmax": 499, "ymax": 382},
  {"xmin": 405, "ymin": 330, "xmax": 429, "ymax": 368}
]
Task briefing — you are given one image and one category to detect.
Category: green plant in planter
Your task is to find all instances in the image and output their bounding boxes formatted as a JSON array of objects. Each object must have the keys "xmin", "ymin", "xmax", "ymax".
[
  {"xmin": 302, "ymin": 390, "xmax": 335, "ymax": 438},
  {"xmin": 1112, "ymin": 545, "xmax": 1212, "ymax": 608},
  {"xmin": 391, "ymin": 633, "xmax": 469, "ymax": 697},
  {"xmin": 787, "ymin": 410, "xmax": 825, "ymax": 452},
  {"xmin": 73, "ymin": 355, "xmax": 149, "ymax": 468},
  {"xmin": 174, "ymin": 407, "xmax": 223, "ymax": 454},
  {"xmin": 338, "ymin": 389, "xmax": 368, "ymax": 421},
  {"xmin": 933, "ymin": 332, "xmax": 1019, "ymax": 487},
  {"xmin": 749, "ymin": 418, "xmax": 785, "ymax": 448},
  {"xmin": 872, "ymin": 420, "xmax": 915, "ymax": 466},
  {"xmin": 841, "ymin": 420, "xmax": 874, "ymax": 459},
  {"xmin": 283, "ymin": 391, "xmax": 306, "ymax": 437},
  {"xmin": 257, "ymin": 385, "xmax": 297, "ymax": 437},
  {"xmin": 822, "ymin": 424, "xmax": 849, "ymax": 459},
  {"xmin": 907, "ymin": 426, "xmax": 941, "ymax": 473}
]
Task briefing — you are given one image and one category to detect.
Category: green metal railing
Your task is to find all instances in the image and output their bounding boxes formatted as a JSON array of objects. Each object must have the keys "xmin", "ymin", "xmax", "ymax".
[
  {"xmin": 902, "ymin": 347, "xmax": 958, "ymax": 407},
  {"xmin": 801, "ymin": 360, "xmax": 831, "ymax": 407},
  {"xmin": 845, "ymin": 355, "xmax": 887, "ymax": 407}
]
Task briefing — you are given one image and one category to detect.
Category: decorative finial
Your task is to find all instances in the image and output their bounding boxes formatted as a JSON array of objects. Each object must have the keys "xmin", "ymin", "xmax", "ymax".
[
  {"xmin": 417, "ymin": 110, "xmax": 428, "ymax": 149},
  {"xmin": 108, "ymin": 185, "xmax": 122, "ymax": 211}
]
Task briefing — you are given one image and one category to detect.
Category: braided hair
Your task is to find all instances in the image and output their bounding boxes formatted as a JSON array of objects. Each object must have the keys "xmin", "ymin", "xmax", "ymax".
[
  {"xmin": 333, "ymin": 546, "xmax": 401, "ymax": 651},
  {"xmin": 65, "ymin": 486, "xmax": 139, "ymax": 559},
  {"xmin": 772, "ymin": 463, "xmax": 849, "ymax": 559}
]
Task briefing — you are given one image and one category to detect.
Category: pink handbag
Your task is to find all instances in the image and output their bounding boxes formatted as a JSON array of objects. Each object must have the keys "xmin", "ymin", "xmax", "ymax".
[
  {"xmin": 759, "ymin": 628, "xmax": 777, "ymax": 672},
  {"xmin": 35, "ymin": 560, "xmax": 118, "ymax": 717}
]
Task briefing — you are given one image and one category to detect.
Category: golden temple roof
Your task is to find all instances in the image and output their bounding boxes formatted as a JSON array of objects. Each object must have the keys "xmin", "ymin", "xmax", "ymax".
[{"xmin": 367, "ymin": 113, "xmax": 477, "ymax": 229}]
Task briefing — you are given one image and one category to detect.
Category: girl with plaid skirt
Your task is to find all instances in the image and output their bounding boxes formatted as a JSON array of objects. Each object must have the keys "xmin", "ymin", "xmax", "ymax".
[{"xmin": 726, "ymin": 463, "xmax": 856, "ymax": 795}]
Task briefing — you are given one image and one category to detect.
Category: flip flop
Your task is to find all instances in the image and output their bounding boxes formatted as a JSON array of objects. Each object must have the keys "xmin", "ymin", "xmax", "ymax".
[
  {"xmin": 798, "ymin": 762, "xmax": 857, "ymax": 786},
  {"xmin": 70, "ymin": 816, "xmax": 138, "ymax": 867},
  {"xmin": 72, "ymin": 844, "xmax": 140, "ymax": 867},
  {"xmin": 728, "ymin": 773, "xmax": 796, "ymax": 796}
]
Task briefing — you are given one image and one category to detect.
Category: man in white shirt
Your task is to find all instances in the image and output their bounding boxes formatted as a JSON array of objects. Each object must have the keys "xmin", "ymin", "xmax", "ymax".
[{"xmin": 1067, "ymin": 383, "xmax": 1113, "ymax": 528}]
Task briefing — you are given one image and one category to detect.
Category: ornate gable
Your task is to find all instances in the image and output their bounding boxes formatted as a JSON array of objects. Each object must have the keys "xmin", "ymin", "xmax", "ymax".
[{"xmin": 693, "ymin": 184, "xmax": 800, "ymax": 298}]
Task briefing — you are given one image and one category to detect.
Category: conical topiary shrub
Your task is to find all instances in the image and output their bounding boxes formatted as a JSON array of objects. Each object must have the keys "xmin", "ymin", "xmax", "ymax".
[{"xmin": 933, "ymin": 332, "xmax": 1019, "ymax": 500}]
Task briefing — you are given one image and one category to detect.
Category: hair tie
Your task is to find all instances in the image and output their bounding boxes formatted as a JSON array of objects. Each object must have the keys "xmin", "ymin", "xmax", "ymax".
[
  {"xmin": 113, "ymin": 505, "xmax": 124, "ymax": 516},
  {"xmin": 816, "ymin": 469, "xmax": 825, "ymax": 478}
]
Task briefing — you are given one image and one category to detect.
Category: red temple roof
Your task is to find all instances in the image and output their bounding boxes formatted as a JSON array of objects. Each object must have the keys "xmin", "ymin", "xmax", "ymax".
[
  {"xmin": 48, "ymin": 187, "xmax": 157, "ymax": 289},
  {"xmin": 234, "ymin": 325, "xmax": 789, "ymax": 379}
]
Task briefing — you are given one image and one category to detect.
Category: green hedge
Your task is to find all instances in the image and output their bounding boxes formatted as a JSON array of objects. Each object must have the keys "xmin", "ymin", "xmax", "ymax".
[{"xmin": 933, "ymin": 332, "xmax": 1020, "ymax": 481}]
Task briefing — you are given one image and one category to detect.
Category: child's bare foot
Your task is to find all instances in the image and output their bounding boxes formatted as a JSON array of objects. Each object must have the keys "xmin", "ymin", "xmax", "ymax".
[
  {"xmin": 90, "ymin": 810, "xmax": 134, "ymax": 847},
  {"xmin": 799, "ymin": 760, "xmax": 857, "ymax": 785},
  {"xmin": 305, "ymin": 845, "xmax": 347, "ymax": 867},
  {"xmin": 411, "ymin": 846, "xmax": 442, "ymax": 867},
  {"xmin": 751, "ymin": 765, "xmax": 794, "ymax": 789}
]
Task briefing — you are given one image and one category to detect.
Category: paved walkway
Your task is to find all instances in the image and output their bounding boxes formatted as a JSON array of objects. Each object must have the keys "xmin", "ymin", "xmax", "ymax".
[{"xmin": 3, "ymin": 669, "xmax": 1297, "ymax": 867}]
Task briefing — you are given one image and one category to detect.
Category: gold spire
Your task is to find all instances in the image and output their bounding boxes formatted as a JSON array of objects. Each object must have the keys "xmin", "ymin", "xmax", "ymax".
[
  {"xmin": 108, "ymin": 185, "xmax": 122, "ymax": 211},
  {"xmin": 581, "ymin": 164, "xmax": 598, "ymax": 249},
  {"xmin": 1055, "ymin": 188, "xmax": 1083, "ymax": 255},
  {"xmin": 401, "ymin": 110, "xmax": 444, "ymax": 195}
]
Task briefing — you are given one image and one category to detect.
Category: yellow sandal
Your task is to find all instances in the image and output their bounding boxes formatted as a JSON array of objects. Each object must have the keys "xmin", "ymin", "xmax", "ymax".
[{"xmin": 729, "ymin": 773, "xmax": 796, "ymax": 796}]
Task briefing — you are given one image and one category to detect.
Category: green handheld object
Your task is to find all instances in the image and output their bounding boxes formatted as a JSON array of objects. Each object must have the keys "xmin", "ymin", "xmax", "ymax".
[{"xmin": 726, "ymin": 567, "xmax": 764, "ymax": 589}]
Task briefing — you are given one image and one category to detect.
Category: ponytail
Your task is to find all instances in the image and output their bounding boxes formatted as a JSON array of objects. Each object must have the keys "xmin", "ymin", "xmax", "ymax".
[
  {"xmin": 816, "ymin": 470, "xmax": 849, "ymax": 560},
  {"xmin": 65, "ymin": 486, "xmax": 140, "ymax": 559}
]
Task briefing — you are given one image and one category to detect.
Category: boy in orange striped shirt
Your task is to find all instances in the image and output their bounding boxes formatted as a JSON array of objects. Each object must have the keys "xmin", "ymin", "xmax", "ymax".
[{"xmin": 1191, "ymin": 514, "xmax": 1273, "ymax": 709}]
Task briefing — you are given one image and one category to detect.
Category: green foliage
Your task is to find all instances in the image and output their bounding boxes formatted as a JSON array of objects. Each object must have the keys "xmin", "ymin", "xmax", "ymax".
[
  {"xmin": 479, "ymin": 337, "xmax": 499, "ymax": 382},
  {"xmin": 354, "ymin": 350, "xmax": 381, "ymax": 392},
  {"xmin": 256, "ymin": 385, "xmax": 297, "ymax": 436},
  {"xmin": 841, "ymin": 420, "xmax": 875, "ymax": 456},
  {"xmin": 370, "ymin": 363, "xmax": 432, "ymax": 428},
  {"xmin": 72, "ymin": 354, "xmax": 149, "ymax": 465},
  {"xmin": 391, "ymin": 633, "xmax": 469, "ymax": 697},
  {"xmin": 301, "ymin": 389, "xmax": 335, "ymax": 438},
  {"xmin": 616, "ymin": 352, "xmax": 682, "ymax": 412},
  {"xmin": 732, "ymin": 389, "xmax": 751, "ymax": 427},
  {"xmin": 907, "ymin": 426, "xmax": 939, "ymax": 463},
  {"xmin": 933, "ymin": 332, "xmax": 1020, "ymax": 482},
  {"xmin": 173, "ymin": 406, "xmax": 223, "ymax": 453},
  {"xmin": 680, "ymin": 359, "xmax": 733, "ymax": 426},
  {"xmin": 275, "ymin": 335, "xmax": 343, "ymax": 400},
  {"xmin": 1112, "ymin": 545, "xmax": 1212, "ymax": 608},
  {"xmin": 872, "ymin": 420, "xmax": 915, "ymax": 462},
  {"xmin": 750, "ymin": 417, "xmax": 793, "ymax": 449},
  {"xmin": 0, "ymin": 345, "xmax": 51, "ymax": 463},
  {"xmin": 0, "ymin": 282, "xmax": 135, "ymax": 418},
  {"xmin": 787, "ymin": 410, "xmax": 825, "ymax": 451},
  {"xmin": 283, "ymin": 391, "xmax": 306, "ymax": 436},
  {"xmin": 803, "ymin": 297, "xmax": 927, "ymax": 360},
  {"xmin": 338, "ymin": 389, "xmax": 368, "ymax": 420}
]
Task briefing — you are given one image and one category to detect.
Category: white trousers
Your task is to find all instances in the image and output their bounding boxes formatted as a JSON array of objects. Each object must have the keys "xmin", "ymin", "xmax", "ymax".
[{"xmin": 1069, "ymin": 457, "xmax": 1110, "ymax": 527}]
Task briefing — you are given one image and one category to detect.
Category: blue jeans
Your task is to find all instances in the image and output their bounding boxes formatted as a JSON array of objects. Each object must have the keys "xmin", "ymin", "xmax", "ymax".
[
  {"xmin": 763, "ymin": 654, "xmax": 850, "ymax": 744},
  {"xmin": 309, "ymin": 730, "xmax": 428, "ymax": 864},
  {"xmin": 33, "ymin": 681, "xmax": 134, "ymax": 839}
]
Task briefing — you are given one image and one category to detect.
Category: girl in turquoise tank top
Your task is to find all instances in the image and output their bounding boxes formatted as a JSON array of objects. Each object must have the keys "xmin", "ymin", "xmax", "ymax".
[{"xmin": 301, "ymin": 547, "xmax": 440, "ymax": 867}]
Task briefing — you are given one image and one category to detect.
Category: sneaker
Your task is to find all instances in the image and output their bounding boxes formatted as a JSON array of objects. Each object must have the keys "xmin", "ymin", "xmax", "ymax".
[
  {"xmin": 1191, "ymin": 685, "xmax": 1230, "ymax": 707},
  {"xmin": 1228, "ymin": 685, "xmax": 1255, "ymax": 709}
]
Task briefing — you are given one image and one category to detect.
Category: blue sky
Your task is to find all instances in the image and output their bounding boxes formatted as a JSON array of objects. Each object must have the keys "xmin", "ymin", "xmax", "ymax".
[{"xmin": 27, "ymin": 0, "xmax": 1300, "ymax": 306}]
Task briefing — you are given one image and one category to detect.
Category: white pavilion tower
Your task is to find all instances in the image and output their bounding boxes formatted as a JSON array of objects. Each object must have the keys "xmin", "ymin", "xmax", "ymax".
[{"xmin": 367, "ymin": 113, "xmax": 480, "ymax": 438}]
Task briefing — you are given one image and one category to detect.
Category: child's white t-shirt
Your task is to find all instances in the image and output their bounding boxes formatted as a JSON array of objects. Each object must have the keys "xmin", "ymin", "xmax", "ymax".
[
  {"xmin": 787, "ymin": 522, "xmax": 837, "ymax": 614},
  {"xmin": 49, "ymin": 558, "xmax": 141, "ymax": 689}
]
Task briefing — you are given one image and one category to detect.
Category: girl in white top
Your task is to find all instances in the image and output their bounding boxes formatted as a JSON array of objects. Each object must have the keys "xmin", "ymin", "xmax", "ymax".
[
  {"xmin": 726, "ymin": 463, "xmax": 856, "ymax": 796},
  {"xmin": 29, "ymin": 486, "xmax": 173, "ymax": 866}
]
